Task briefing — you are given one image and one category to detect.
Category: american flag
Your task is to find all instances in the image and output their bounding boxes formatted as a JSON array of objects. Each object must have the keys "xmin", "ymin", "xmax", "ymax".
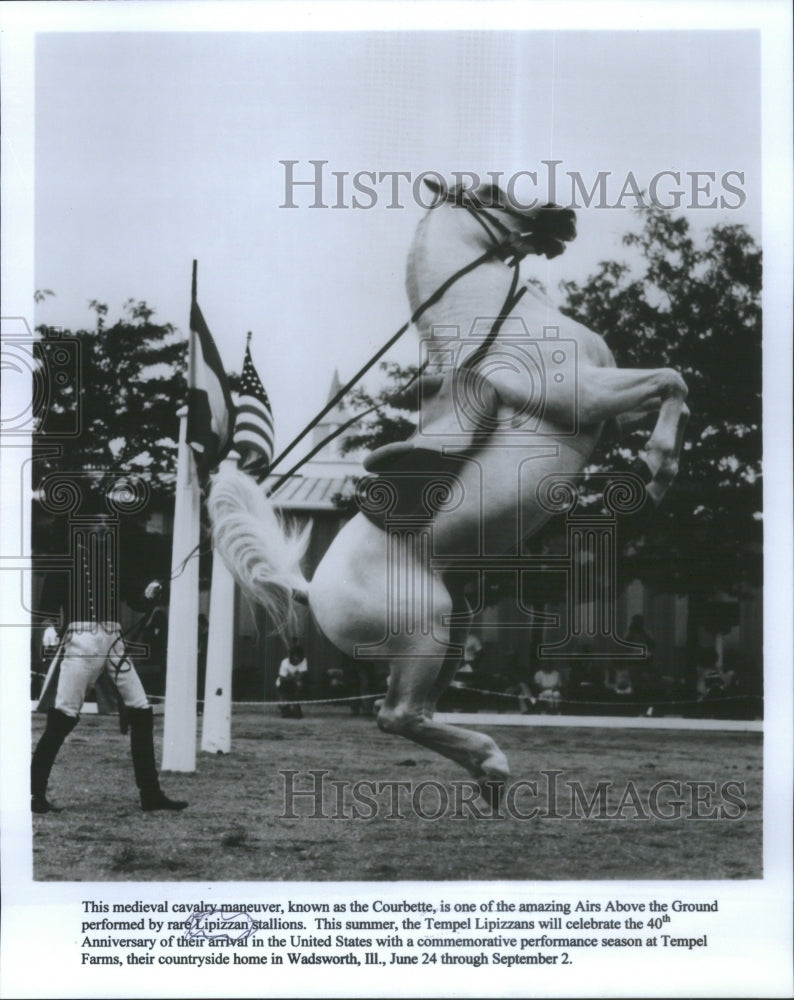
[{"xmin": 233, "ymin": 337, "xmax": 275, "ymax": 478}]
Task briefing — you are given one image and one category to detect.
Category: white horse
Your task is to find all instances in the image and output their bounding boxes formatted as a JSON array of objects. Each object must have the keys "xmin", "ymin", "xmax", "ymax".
[{"xmin": 209, "ymin": 180, "xmax": 688, "ymax": 802}]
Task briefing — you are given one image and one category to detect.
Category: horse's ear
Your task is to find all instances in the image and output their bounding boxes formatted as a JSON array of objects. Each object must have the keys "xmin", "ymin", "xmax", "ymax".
[{"xmin": 422, "ymin": 176, "xmax": 448, "ymax": 209}]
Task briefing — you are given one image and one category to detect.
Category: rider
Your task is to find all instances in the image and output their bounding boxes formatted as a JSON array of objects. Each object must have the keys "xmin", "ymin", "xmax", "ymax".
[{"xmin": 32, "ymin": 580, "xmax": 188, "ymax": 814}]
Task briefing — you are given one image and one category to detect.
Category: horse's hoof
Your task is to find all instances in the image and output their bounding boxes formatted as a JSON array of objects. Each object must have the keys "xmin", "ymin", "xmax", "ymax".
[{"xmin": 477, "ymin": 777, "xmax": 506, "ymax": 812}]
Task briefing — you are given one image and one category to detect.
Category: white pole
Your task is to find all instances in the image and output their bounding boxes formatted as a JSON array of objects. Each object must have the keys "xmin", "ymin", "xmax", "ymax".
[
  {"xmin": 201, "ymin": 457, "xmax": 236, "ymax": 754},
  {"xmin": 162, "ymin": 406, "xmax": 200, "ymax": 771}
]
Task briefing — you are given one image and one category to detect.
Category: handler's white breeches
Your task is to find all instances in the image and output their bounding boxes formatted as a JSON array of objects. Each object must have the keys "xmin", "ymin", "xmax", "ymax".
[{"xmin": 54, "ymin": 622, "xmax": 149, "ymax": 718}]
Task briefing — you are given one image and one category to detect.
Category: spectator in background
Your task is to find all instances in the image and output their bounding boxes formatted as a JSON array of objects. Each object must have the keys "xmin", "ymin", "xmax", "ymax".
[
  {"xmin": 532, "ymin": 664, "xmax": 563, "ymax": 713},
  {"xmin": 277, "ymin": 640, "xmax": 308, "ymax": 719},
  {"xmin": 458, "ymin": 632, "xmax": 482, "ymax": 681},
  {"xmin": 499, "ymin": 649, "xmax": 535, "ymax": 714},
  {"xmin": 696, "ymin": 647, "xmax": 734, "ymax": 718},
  {"xmin": 447, "ymin": 631, "xmax": 483, "ymax": 712},
  {"xmin": 343, "ymin": 658, "xmax": 374, "ymax": 716},
  {"xmin": 568, "ymin": 660, "xmax": 608, "ymax": 715}
]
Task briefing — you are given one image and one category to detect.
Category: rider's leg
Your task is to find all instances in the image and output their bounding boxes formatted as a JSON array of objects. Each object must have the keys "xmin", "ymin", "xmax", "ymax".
[
  {"xmin": 32, "ymin": 623, "xmax": 100, "ymax": 813},
  {"xmin": 127, "ymin": 706, "xmax": 188, "ymax": 811},
  {"xmin": 115, "ymin": 659, "xmax": 188, "ymax": 812},
  {"xmin": 31, "ymin": 708, "xmax": 79, "ymax": 813}
]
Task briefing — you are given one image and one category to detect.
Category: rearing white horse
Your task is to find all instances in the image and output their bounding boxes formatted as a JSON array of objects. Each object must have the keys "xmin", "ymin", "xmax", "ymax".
[{"xmin": 209, "ymin": 180, "xmax": 688, "ymax": 802}]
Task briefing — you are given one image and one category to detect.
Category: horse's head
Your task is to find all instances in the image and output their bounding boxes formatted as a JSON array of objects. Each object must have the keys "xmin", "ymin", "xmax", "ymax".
[
  {"xmin": 406, "ymin": 176, "xmax": 578, "ymax": 335},
  {"xmin": 423, "ymin": 177, "xmax": 577, "ymax": 261}
]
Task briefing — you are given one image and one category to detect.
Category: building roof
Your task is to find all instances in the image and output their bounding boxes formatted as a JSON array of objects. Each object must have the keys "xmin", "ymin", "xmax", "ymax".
[
  {"xmin": 266, "ymin": 370, "xmax": 365, "ymax": 510},
  {"xmin": 266, "ymin": 470, "xmax": 360, "ymax": 512}
]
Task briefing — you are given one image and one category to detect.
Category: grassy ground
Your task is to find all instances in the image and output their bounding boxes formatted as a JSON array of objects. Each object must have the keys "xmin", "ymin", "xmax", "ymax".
[{"xmin": 31, "ymin": 707, "xmax": 762, "ymax": 882}]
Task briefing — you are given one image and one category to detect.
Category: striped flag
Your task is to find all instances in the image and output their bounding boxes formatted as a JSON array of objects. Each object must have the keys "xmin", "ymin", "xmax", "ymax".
[
  {"xmin": 233, "ymin": 336, "xmax": 275, "ymax": 478},
  {"xmin": 186, "ymin": 291, "xmax": 236, "ymax": 477}
]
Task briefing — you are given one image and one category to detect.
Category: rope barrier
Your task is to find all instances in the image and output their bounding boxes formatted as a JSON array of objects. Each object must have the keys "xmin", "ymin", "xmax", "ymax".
[
  {"xmin": 129, "ymin": 686, "xmax": 758, "ymax": 712},
  {"xmin": 447, "ymin": 685, "xmax": 759, "ymax": 709},
  {"xmin": 29, "ymin": 664, "xmax": 758, "ymax": 712},
  {"xmin": 137, "ymin": 691, "xmax": 389, "ymax": 708}
]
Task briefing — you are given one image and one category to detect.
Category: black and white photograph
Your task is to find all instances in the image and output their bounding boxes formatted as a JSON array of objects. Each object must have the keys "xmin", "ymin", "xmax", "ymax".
[{"xmin": 1, "ymin": 2, "xmax": 792, "ymax": 997}]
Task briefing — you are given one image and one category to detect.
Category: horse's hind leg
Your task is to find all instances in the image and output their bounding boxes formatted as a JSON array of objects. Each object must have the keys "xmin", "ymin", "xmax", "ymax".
[
  {"xmin": 377, "ymin": 649, "xmax": 509, "ymax": 806},
  {"xmin": 422, "ymin": 586, "xmax": 472, "ymax": 716}
]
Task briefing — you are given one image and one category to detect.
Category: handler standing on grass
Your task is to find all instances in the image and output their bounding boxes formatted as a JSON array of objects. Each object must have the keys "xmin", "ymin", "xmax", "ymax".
[{"xmin": 32, "ymin": 577, "xmax": 188, "ymax": 814}]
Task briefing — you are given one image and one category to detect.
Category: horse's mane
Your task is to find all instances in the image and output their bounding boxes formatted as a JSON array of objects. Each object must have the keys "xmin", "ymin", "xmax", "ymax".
[{"xmin": 405, "ymin": 209, "xmax": 433, "ymax": 317}]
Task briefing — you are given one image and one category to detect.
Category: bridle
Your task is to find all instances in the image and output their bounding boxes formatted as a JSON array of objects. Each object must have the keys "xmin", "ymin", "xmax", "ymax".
[
  {"xmin": 440, "ymin": 186, "xmax": 531, "ymax": 367},
  {"xmin": 440, "ymin": 182, "xmax": 577, "ymax": 270},
  {"xmin": 443, "ymin": 185, "xmax": 536, "ymax": 263}
]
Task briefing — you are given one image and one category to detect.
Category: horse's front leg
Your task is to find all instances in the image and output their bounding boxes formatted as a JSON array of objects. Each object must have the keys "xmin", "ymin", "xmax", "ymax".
[
  {"xmin": 640, "ymin": 396, "xmax": 690, "ymax": 504},
  {"xmin": 575, "ymin": 365, "xmax": 689, "ymax": 505},
  {"xmin": 492, "ymin": 361, "xmax": 689, "ymax": 505}
]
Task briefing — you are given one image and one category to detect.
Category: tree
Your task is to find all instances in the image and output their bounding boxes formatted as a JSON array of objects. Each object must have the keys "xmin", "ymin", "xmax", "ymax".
[
  {"xmin": 32, "ymin": 300, "xmax": 189, "ymax": 612},
  {"xmin": 338, "ymin": 208, "xmax": 763, "ymax": 603},
  {"xmin": 34, "ymin": 299, "xmax": 188, "ymax": 499},
  {"xmin": 341, "ymin": 361, "xmax": 421, "ymax": 456},
  {"xmin": 561, "ymin": 208, "xmax": 761, "ymax": 599},
  {"xmin": 31, "ymin": 298, "xmax": 248, "ymax": 614}
]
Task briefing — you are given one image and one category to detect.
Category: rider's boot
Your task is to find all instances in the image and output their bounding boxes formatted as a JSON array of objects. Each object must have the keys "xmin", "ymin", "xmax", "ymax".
[
  {"xmin": 128, "ymin": 707, "xmax": 188, "ymax": 812},
  {"xmin": 31, "ymin": 708, "xmax": 78, "ymax": 813}
]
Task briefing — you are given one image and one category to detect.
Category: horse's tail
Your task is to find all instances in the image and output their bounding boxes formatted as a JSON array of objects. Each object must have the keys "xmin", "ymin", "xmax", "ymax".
[{"xmin": 208, "ymin": 466, "xmax": 311, "ymax": 637}]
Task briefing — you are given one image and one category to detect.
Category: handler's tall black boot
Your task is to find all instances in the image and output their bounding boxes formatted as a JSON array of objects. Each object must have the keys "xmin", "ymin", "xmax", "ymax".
[
  {"xmin": 128, "ymin": 707, "xmax": 188, "ymax": 812},
  {"xmin": 31, "ymin": 708, "xmax": 78, "ymax": 813}
]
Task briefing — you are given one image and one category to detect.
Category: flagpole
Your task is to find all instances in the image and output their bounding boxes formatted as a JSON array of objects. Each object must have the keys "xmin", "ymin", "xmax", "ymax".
[
  {"xmin": 161, "ymin": 264, "xmax": 201, "ymax": 772},
  {"xmin": 201, "ymin": 460, "xmax": 236, "ymax": 753},
  {"xmin": 162, "ymin": 405, "xmax": 200, "ymax": 770}
]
